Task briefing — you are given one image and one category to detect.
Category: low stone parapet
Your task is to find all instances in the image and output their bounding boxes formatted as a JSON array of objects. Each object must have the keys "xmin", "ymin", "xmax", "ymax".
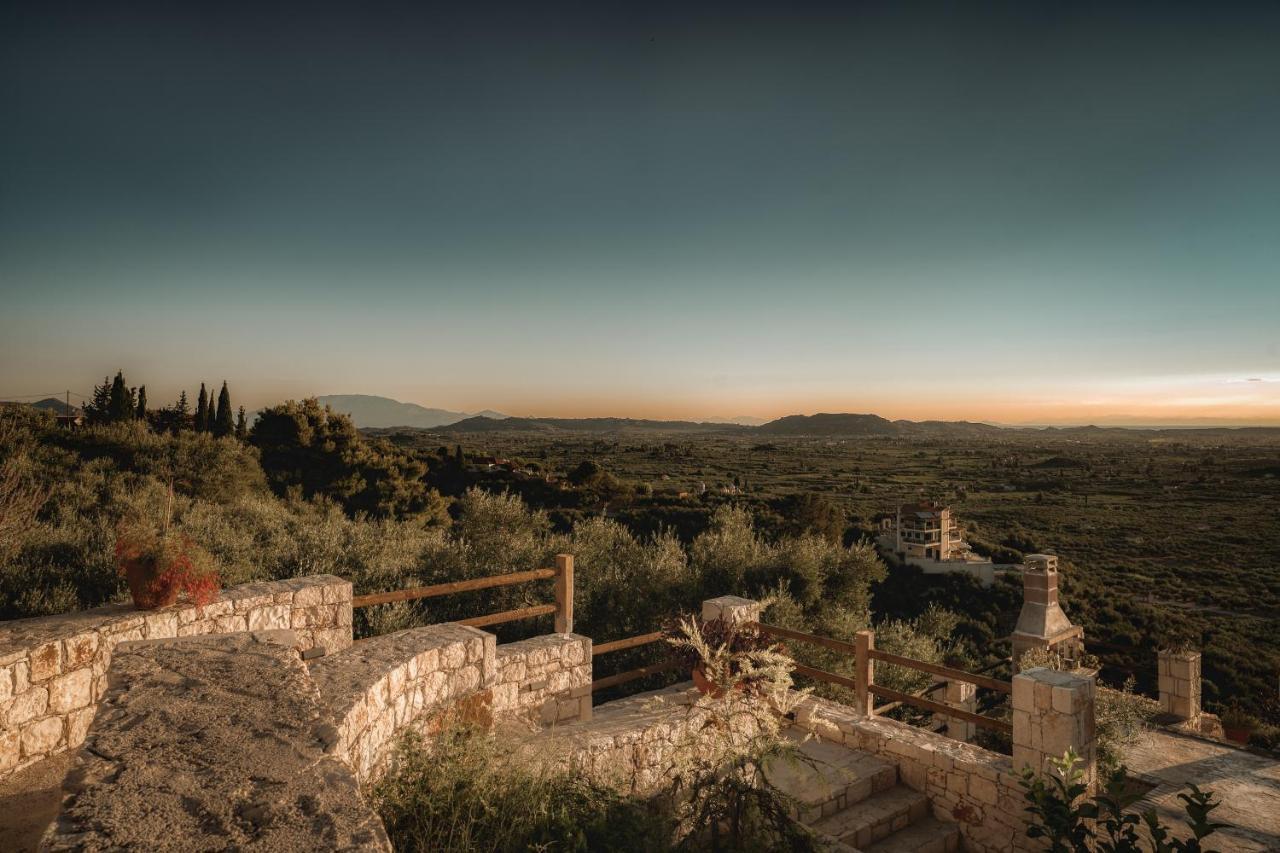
[
  {"xmin": 308, "ymin": 624, "xmax": 496, "ymax": 782},
  {"xmin": 492, "ymin": 633, "xmax": 592, "ymax": 726},
  {"xmin": 522, "ymin": 684, "xmax": 709, "ymax": 793},
  {"xmin": 0, "ymin": 575, "xmax": 352, "ymax": 780},
  {"xmin": 41, "ymin": 631, "xmax": 389, "ymax": 851},
  {"xmin": 793, "ymin": 695, "xmax": 1031, "ymax": 853}
]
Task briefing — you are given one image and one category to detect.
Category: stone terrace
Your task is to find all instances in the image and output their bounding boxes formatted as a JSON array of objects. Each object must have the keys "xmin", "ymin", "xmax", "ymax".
[
  {"xmin": 42, "ymin": 631, "xmax": 389, "ymax": 852},
  {"xmin": 0, "ymin": 575, "xmax": 352, "ymax": 780},
  {"xmin": 5, "ymin": 578, "xmax": 1279, "ymax": 851}
]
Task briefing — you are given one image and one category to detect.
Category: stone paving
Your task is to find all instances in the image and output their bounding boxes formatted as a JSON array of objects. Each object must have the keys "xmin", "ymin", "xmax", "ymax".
[
  {"xmin": 41, "ymin": 631, "xmax": 390, "ymax": 852},
  {"xmin": 1124, "ymin": 727, "xmax": 1280, "ymax": 853}
]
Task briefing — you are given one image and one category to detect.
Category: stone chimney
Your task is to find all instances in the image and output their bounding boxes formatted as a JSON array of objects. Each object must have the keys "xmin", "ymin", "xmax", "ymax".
[{"xmin": 1011, "ymin": 555, "xmax": 1084, "ymax": 672}]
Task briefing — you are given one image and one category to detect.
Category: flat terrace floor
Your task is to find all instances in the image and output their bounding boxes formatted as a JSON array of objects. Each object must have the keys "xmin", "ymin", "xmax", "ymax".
[
  {"xmin": 0, "ymin": 749, "xmax": 74, "ymax": 852},
  {"xmin": 1125, "ymin": 728, "xmax": 1280, "ymax": 853}
]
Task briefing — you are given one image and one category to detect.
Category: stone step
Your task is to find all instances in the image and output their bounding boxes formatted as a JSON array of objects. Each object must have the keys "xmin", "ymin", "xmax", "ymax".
[
  {"xmin": 763, "ymin": 736, "xmax": 898, "ymax": 822},
  {"xmin": 861, "ymin": 816, "xmax": 961, "ymax": 853},
  {"xmin": 809, "ymin": 786, "xmax": 930, "ymax": 849}
]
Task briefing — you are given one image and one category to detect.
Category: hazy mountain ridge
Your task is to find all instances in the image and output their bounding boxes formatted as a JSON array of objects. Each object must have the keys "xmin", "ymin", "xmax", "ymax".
[
  {"xmin": 316, "ymin": 395, "xmax": 508, "ymax": 429},
  {"xmin": 303, "ymin": 396, "xmax": 1280, "ymax": 436}
]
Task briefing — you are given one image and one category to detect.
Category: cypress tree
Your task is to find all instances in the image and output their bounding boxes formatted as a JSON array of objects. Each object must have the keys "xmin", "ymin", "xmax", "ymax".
[
  {"xmin": 235, "ymin": 406, "xmax": 248, "ymax": 440},
  {"xmin": 87, "ymin": 377, "xmax": 111, "ymax": 425},
  {"xmin": 214, "ymin": 381, "xmax": 233, "ymax": 437},
  {"xmin": 107, "ymin": 372, "xmax": 133, "ymax": 423},
  {"xmin": 136, "ymin": 386, "xmax": 148, "ymax": 421},
  {"xmin": 195, "ymin": 384, "xmax": 208, "ymax": 433}
]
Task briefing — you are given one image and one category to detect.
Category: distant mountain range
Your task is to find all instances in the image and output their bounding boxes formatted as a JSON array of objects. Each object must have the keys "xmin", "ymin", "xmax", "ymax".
[
  {"xmin": 428, "ymin": 411, "xmax": 1000, "ymax": 435},
  {"xmin": 32, "ymin": 397, "xmax": 79, "ymax": 415},
  {"xmin": 303, "ymin": 397, "xmax": 1280, "ymax": 437},
  {"xmin": 316, "ymin": 395, "xmax": 508, "ymax": 429}
]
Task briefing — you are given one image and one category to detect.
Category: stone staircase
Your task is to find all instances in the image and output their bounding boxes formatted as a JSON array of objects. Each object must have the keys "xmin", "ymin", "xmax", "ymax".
[{"xmin": 764, "ymin": 731, "xmax": 960, "ymax": 853}]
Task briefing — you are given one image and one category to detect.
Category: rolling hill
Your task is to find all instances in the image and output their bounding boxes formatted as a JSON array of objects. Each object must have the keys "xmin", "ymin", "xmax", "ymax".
[{"xmin": 316, "ymin": 395, "xmax": 507, "ymax": 429}]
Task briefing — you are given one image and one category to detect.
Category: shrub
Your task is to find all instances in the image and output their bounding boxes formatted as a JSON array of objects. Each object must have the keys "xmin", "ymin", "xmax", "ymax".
[
  {"xmin": 1021, "ymin": 748, "xmax": 1224, "ymax": 853},
  {"xmin": 374, "ymin": 726, "xmax": 675, "ymax": 852}
]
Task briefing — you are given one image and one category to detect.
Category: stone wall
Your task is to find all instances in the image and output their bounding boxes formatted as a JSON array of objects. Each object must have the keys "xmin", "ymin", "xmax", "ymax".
[
  {"xmin": 492, "ymin": 634, "xmax": 592, "ymax": 726},
  {"xmin": 792, "ymin": 695, "xmax": 1032, "ymax": 853},
  {"xmin": 525, "ymin": 684, "xmax": 711, "ymax": 793},
  {"xmin": 42, "ymin": 631, "xmax": 389, "ymax": 852},
  {"xmin": 310, "ymin": 628, "xmax": 593, "ymax": 783},
  {"xmin": 309, "ymin": 623, "xmax": 496, "ymax": 783},
  {"xmin": 0, "ymin": 575, "xmax": 352, "ymax": 780}
]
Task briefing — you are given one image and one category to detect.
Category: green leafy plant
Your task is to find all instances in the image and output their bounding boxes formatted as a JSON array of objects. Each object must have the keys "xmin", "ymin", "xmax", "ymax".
[
  {"xmin": 1021, "ymin": 749, "xmax": 1224, "ymax": 853},
  {"xmin": 375, "ymin": 724, "xmax": 676, "ymax": 852},
  {"xmin": 661, "ymin": 624, "xmax": 818, "ymax": 852}
]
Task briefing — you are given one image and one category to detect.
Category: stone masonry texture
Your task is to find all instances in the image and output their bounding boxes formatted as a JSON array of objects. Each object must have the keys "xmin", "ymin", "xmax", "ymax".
[
  {"xmin": 0, "ymin": 576, "xmax": 352, "ymax": 781},
  {"xmin": 41, "ymin": 631, "xmax": 389, "ymax": 852}
]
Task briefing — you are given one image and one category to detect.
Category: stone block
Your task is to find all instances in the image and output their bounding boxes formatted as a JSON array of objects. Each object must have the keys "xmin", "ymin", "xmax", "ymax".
[
  {"xmin": 701, "ymin": 595, "xmax": 761, "ymax": 625},
  {"xmin": 67, "ymin": 706, "xmax": 96, "ymax": 746},
  {"xmin": 30, "ymin": 640, "xmax": 62, "ymax": 682},
  {"xmin": 63, "ymin": 632, "xmax": 100, "ymax": 669},
  {"xmin": 143, "ymin": 611, "xmax": 179, "ymax": 639},
  {"xmin": 20, "ymin": 715, "xmax": 63, "ymax": 758},
  {"xmin": 8, "ymin": 686, "xmax": 49, "ymax": 726},
  {"xmin": 292, "ymin": 583, "xmax": 327, "ymax": 608},
  {"xmin": 48, "ymin": 668, "xmax": 93, "ymax": 714},
  {"xmin": 0, "ymin": 729, "xmax": 18, "ymax": 773}
]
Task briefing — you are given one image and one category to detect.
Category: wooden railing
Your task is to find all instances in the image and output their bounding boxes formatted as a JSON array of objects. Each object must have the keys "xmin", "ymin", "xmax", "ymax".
[
  {"xmin": 352, "ymin": 554, "xmax": 575, "ymax": 634},
  {"xmin": 590, "ymin": 630, "xmax": 680, "ymax": 692},
  {"xmin": 755, "ymin": 622, "xmax": 1013, "ymax": 735}
]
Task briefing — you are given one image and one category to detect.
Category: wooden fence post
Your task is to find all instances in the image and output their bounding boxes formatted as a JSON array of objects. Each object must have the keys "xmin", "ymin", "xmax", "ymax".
[
  {"xmin": 554, "ymin": 554, "xmax": 574, "ymax": 634},
  {"xmin": 855, "ymin": 629, "xmax": 874, "ymax": 716}
]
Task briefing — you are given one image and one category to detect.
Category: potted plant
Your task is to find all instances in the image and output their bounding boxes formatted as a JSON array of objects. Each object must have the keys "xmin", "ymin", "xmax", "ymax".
[
  {"xmin": 665, "ymin": 615, "xmax": 791, "ymax": 698},
  {"xmin": 114, "ymin": 486, "xmax": 220, "ymax": 610},
  {"xmin": 1219, "ymin": 702, "xmax": 1258, "ymax": 745}
]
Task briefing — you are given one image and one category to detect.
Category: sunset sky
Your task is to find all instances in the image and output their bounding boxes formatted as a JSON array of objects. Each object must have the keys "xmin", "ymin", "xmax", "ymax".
[{"xmin": 2, "ymin": 3, "xmax": 1279, "ymax": 425}]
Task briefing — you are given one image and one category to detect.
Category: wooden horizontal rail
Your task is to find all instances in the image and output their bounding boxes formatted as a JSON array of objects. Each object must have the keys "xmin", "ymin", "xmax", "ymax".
[
  {"xmin": 455, "ymin": 603, "xmax": 557, "ymax": 629},
  {"xmin": 755, "ymin": 622, "xmax": 859, "ymax": 657},
  {"xmin": 352, "ymin": 568, "xmax": 556, "ymax": 609},
  {"xmin": 873, "ymin": 680, "xmax": 946, "ymax": 716},
  {"xmin": 870, "ymin": 684, "xmax": 1012, "ymax": 734},
  {"xmin": 791, "ymin": 662, "xmax": 860, "ymax": 691},
  {"xmin": 869, "ymin": 649, "xmax": 1012, "ymax": 695},
  {"xmin": 591, "ymin": 659, "xmax": 682, "ymax": 692},
  {"xmin": 593, "ymin": 631, "xmax": 665, "ymax": 656},
  {"xmin": 757, "ymin": 622, "xmax": 1011, "ymax": 695}
]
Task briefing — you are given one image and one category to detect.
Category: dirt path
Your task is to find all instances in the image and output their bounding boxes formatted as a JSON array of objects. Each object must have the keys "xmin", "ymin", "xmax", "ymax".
[{"xmin": 0, "ymin": 750, "xmax": 74, "ymax": 852}]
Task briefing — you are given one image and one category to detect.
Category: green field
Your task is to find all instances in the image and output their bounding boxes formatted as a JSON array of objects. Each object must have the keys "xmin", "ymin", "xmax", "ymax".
[{"xmin": 383, "ymin": 426, "xmax": 1280, "ymax": 713}]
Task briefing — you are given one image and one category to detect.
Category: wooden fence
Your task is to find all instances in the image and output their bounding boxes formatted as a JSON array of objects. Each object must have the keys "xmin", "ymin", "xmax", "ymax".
[
  {"xmin": 352, "ymin": 563, "xmax": 1011, "ymax": 739},
  {"xmin": 754, "ymin": 622, "xmax": 1013, "ymax": 734},
  {"xmin": 351, "ymin": 554, "xmax": 575, "ymax": 633}
]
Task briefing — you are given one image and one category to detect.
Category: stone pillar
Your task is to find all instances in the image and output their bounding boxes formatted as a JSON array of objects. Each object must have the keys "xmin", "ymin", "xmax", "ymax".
[
  {"xmin": 1012, "ymin": 667, "xmax": 1096, "ymax": 788},
  {"xmin": 946, "ymin": 679, "xmax": 977, "ymax": 742},
  {"xmin": 1158, "ymin": 649, "xmax": 1201, "ymax": 722},
  {"xmin": 701, "ymin": 595, "xmax": 761, "ymax": 626}
]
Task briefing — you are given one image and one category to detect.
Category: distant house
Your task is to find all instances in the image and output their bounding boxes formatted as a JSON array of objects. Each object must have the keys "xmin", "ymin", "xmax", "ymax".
[
  {"xmin": 56, "ymin": 413, "xmax": 85, "ymax": 428},
  {"xmin": 877, "ymin": 501, "xmax": 1000, "ymax": 586}
]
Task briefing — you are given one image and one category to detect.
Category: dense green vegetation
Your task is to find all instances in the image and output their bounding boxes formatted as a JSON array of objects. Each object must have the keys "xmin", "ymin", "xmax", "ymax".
[
  {"xmin": 375, "ymin": 423, "xmax": 1280, "ymax": 717},
  {"xmin": 3, "ymin": 394, "xmax": 1278, "ymax": 721}
]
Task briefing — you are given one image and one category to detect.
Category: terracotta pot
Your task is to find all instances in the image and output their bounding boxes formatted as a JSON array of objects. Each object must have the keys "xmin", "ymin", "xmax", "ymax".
[
  {"xmin": 692, "ymin": 664, "xmax": 723, "ymax": 697},
  {"xmin": 120, "ymin": 557, "xmax": 181, "ymax": 610},
  {"xmin": 691, "ymin": 665, "xmax": 751, "ymax": 698}
]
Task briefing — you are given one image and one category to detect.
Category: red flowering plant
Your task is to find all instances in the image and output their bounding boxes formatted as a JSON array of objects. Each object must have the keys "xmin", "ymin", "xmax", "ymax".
[{"xmin": 115, "ymin": 487, "xmax": 220, "ymax": 610}]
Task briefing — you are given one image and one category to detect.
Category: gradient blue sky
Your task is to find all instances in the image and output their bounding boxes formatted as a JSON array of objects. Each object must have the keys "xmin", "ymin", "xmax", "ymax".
[{"xmin": 2, "ymin": 2, "xmax": 1279, "ymax": 423}]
